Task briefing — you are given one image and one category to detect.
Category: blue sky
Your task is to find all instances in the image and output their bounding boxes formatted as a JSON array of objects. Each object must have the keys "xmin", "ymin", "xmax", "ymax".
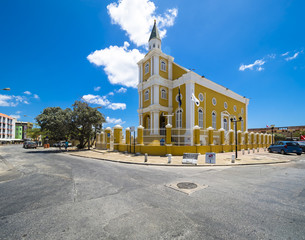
[{"xmin": 1, "ymin": 0, "xmax": 304, "ymax": 129}]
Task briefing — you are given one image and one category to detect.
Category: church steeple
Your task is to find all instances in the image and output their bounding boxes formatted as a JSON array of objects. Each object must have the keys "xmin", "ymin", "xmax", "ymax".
[{"xmin": 148, "ymin": 20, "xmax": 161, "ymax": 51}]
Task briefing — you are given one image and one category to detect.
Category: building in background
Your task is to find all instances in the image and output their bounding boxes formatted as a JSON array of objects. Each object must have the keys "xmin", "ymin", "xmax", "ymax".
[
  {"xmin": 0, "ymin": 113, "xmax": 17, "ymax": 143},
  {"xmin": 15, "ymin": 121, "xmax": 34, "ymax": 140},
  {"xmin": 249, "ymin": 125, "xmax": 305, "ymax": 140}
]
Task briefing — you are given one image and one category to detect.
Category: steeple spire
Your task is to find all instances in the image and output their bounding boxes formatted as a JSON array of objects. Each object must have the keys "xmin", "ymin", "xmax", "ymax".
[
  {"xmin": 148, "ymin": 20, "xmax": 161, "ymax": 51},
  {"xmin": 149, "ymin": 20, "xmax": 161, "ymax": 41}
]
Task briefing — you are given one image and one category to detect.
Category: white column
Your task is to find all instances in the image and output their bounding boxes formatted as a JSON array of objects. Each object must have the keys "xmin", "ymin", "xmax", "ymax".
[
  {"xmin": 154, "ymin": 85, "xmax": 159, "ymax": 104},
  {"xmin": 185, "ymin": 82, "xmax": 194, "ymax": 145},
  {"xmin": 150, "ymin": 111, "xmax": 153, "ymax": 134},
  {"xmin": 168, "ymin": 61, "xmax": 172, "ymax": 80},
  {"xmin": 151, "ymin": 86, "xmax": 153, "ymax": 105},
  {"xmin": 169, "ymin": 88, "xmax": 172, "ymax": 108},
  {"xmin": 153, "ymin": 111, "xmax": 159, "ymax": 135},
  {"xmin": 154, "ymin": 55, "xmax": 159, "ymax": 75},
  {"xmin": 151, "ymin": 57, "xmax": 154, "ymax": 75}
]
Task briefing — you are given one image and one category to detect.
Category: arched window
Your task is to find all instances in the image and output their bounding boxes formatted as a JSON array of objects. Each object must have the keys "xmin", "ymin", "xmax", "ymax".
[
  {"xmin": 223, "ymin": 118, "xmax": 228, "ymax": 131},
  {"xmin": 212, "ymin": 111, "xmax": 216, "ymax": 129},
  {"xmin": 145, "ymin": 63, "xmax": 149, "ymax": 74},
  {"xmin": 176, "ymin": 109, "xmax": 182, "ymax": 128},
  {"xmin": 198, "ymin": 109, "xmax": 203, "ymax": 128},
  {"xmin": 161, "ymin": 89, "xmax": 167, "ymax": 99},
  {"xmin": 161, "ymin": 60, "xmax": 166, "ymax": 72},
  {"xmin": 144, "ymin": 90, "xmax": 149, "ymax": 101}
]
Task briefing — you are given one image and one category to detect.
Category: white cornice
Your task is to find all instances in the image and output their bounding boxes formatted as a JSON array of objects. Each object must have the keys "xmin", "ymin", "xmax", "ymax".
[
  {"xmin": 137, "ymin": 49, "xmax": 174, "ymax": 65},
  {"xmin": 138, "ymin": 104, "xmax": 173, "ymax": 114}
]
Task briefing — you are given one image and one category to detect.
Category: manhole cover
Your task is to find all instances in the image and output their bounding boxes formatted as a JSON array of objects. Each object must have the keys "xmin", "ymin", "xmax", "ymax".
[{"xmin": 177, "ymin": 182, "xmax": 197, "ymax": 189}]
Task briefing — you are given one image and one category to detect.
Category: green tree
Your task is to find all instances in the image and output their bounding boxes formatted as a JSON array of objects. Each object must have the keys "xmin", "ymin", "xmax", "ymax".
[
  {"xmin": 70, "ymin": 101, "xmax": 105, "ymax": 149},
  {"xmin": 26, "ymin": 126, "xmax": 46, "ymax": 140},
  {"xmin": 35, "ymin": 107, "xmax": 72, "ymax": 141}
]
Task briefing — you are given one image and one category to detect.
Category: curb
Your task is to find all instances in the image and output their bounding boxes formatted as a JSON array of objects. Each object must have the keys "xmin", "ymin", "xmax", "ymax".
[{"xmin": 66, "ymin": 152, "xmax": 292, "ymax": 167}]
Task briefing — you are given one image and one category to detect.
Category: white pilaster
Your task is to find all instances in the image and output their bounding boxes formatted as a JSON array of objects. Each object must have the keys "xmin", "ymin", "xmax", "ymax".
[
  {"xmin": 154, "ymin": 55, "xmax": 159, "ymax": 75},
  {"xmin": 169, "ymin": 88, "xmax": 172, "ymax": 108},
  {"xmin": 153, "ymin": 111, "xmax": 159, "ymax": 135},
  {"xmin": 151, "ymin": 57, "xmax": 154, "ymax": 75},
  {"xmin": 151, "ymin": 86, "xmax": 153, "ymax": 105},
  {"xmin": 168, "ymin": 61, "xmax": 172, "ymax": 80},
  {"xmin": 154, "ymin": 85, "xmax": 159, "ymax": 104}
]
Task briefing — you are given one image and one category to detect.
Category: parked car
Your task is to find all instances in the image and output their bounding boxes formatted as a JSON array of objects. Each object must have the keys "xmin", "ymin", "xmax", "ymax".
[
  {"xmin": 24, "ymin": 141, "xmax": 38, "ymax": 149},
  {"xmin": 297, "ymin": 141, "xmax": 305, "ymax": 152},
  {"xmin": 268, "ymin": 141, "xmax": 302, "ymax": 155},
  {"xmin": 53, "ymin": 141, "xmax": 72, "ymax": 148}
]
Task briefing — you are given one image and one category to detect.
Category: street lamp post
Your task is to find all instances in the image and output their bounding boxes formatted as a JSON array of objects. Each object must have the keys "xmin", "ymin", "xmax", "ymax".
[{"xmin": 230, "ymin": 116, "xmax": 243, "ymax": 160}]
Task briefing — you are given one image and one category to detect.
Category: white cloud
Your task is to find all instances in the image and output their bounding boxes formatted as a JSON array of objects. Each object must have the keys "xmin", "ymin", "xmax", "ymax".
[
  {"xmin": 239, "ymin": 59, "xmax": 265, "ymax": 71},
  {"xmin": 82, "ymin": 94, "xmax": 110, "ymax": 106},
  {"xmin": 281, "ymin": 52, "xmax": 289, "ymax": 56},
  {"xmin": 16, "ymin": 111, "xmax": 21, "ymax": 114},
  {"xmin": 106, "ymin": 103, "xmax": 126, "ymax": 110},
  {"xmin": 87, "ymin": 42, "xmax": 144, "ymax": 88},
  {"xmin": 115, "ymin": 87, "xmax": 127, "ymax": 93},
  {"xmin": 24, "ymin": 91, "xmax": 32, "ymax": 95},
  {"xmin": 94, "ymin": 86, "xmax": 101, "ymax": 91},
  {"xmin": 33, "ymin": 94, "xmax": 39, "ymax": 99},
  {"xmin": 285, "ymin": 52, "xmax": 300, "ymax": 61},
  {"xmin": 0, "ymin": 94, "xmax": 28, "ymax": 107},
  {"xmin": 106, "ymin": 116, "xmax": 126, "ymax": 125},
  {"xmin": 107, "ymin": 0, "xmax": 178, "ymax": 46},
  {"xmin": 10, "ymin": 114, "xmax": 20, "ymax": 119},
  {"xmin": 108, "ymin": 92, "xmax": 114, "ymax": 96},
  {"xmin": 82, "ymin": 94, "xmax": 126, "ymax": 111}
]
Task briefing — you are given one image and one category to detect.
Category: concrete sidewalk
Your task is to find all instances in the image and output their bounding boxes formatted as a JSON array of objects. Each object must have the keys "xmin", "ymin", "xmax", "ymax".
[{"xmin": 66, "ymin": 148, "xmax": 302, "ymax": 166}]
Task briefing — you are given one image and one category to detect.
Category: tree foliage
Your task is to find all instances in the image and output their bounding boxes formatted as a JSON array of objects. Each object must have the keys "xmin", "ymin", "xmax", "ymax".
[{"xmin": 35, "ymin": 101, "xmax": 105, "ymax": 149}]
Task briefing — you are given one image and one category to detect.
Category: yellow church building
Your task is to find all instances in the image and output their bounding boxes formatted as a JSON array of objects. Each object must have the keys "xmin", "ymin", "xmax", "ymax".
[{"xmin": 137, "ymin": 21, "xmax": 249, "ymax": 143}]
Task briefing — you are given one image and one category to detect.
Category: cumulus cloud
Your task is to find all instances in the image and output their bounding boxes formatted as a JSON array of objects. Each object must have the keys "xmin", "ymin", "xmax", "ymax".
[
  {"xmin": 87, "ymin": 42, "xmax": 144, "ymax": 88},
  {"xmin": 107, "ymin": 0, "xmax": 178, "ymax": 46},
  {"xmin": 106, "ymin": 116, "xmax": 126, "ymax": 125},
  {"xmin": 106, "ymin": 103, "xmax": 126, "ymax": 110},
  {"xmin": 0, "ymin": 94, "xmax": 28, "ymax": 107},
  {"xmin": 24, "ymin": 91, "xmax": 31, "ymax": 95},
  {"xmin": 82, "ymin": 94, "xmax": 110, "ymax": 106},
  {"xmin": 285, "ymin": 51, "xmax": 301, "ymax": 61},
  {"xmin": 108, "ymin": 92, "xmax": 114, "ymax": 96},
  {"xmin": 115, "ymin": 87, "xmax": 127, "ymax": 93},
  {"xmin": 82, "ymin": 94, "xmax": 126, "ymax": 111},
  {"xmin": 239, "ymin": 59, "xmax": 265, "ymax": 71},
  {"xmin": 33, "ymin": 94, "xmax": 39, "ymax": 99},
  {"xmin": 94, "ymin": 86, "xmax": 101, "ymax": 91}
]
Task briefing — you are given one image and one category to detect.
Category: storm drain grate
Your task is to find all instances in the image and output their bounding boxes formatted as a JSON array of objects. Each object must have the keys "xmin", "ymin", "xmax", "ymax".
[
  {"xmin": 166, "ymin": 182, "xmax": 208, "ymax": 195},
  {"xmin": 177, "ymin": 182, "xmax": 198, "ymax": 189}
]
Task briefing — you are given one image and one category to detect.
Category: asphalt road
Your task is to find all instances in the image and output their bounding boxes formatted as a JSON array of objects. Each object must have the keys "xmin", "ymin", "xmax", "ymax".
[{"xmin": 0, "ymin": 145, "xmax": 305, "ymax": 240}]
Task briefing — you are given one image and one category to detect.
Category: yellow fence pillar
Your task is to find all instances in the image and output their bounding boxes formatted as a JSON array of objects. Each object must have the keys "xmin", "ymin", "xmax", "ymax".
[
  {"xmin": 166, "ymin": 124, "xmax": 172, "ymax": 145},
  {"xmin": 105, "ymin": 127, "xmax": 112, "ymax": 150},
  {"xmin": 250, "ymin": 132, "xmax": 254, "ymax": 149},
  {"xmin": 244, "ymin": 131, "xmax": 249, "ymax": 149},
  {"xmin": 193, "ymin": 125, "xmax": 201, "ymax": 146},
  {"xmin": 219, "ymin": 128, "xmax": 225, "ymax": 145},
  {"xmin": 256, "ymin": 133, "xmax": 259, "ymax": 148},
  {"xmin": 113, "ymin": 125, "xmax": 123, "ymax": 151},
  {"xmin": 137, "ymin": 125, "xmax": 144, "ymax": 145},
  {"xmin": 125, "ymin": 128, "xmax": 130, "ymax": 145},
  {"xmin": 229, "ymin": 129, "xmax": 234, "ymax": 147},
  {"xmin": 237, "ymin": 130, "xmax": 242, "ymax": 150},
  {"xmin": 207, "ymin": 127, "xmax": 214, "ymax": 145}
]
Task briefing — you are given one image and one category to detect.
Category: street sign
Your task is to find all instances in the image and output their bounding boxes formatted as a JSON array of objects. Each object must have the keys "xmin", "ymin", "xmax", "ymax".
[
  {"xmin": 107, "ymin": 133, "xmax": 110, "ymax": 137},
  {"xmin": 205, "ymin": 152, "xmax": 216, "ymax": 164}
]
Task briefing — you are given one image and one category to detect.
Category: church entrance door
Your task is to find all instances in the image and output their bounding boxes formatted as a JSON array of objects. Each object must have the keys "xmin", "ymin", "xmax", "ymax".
[{"xmin": 160, "ymin": 116, "xmax": 166, "ymax": 135}]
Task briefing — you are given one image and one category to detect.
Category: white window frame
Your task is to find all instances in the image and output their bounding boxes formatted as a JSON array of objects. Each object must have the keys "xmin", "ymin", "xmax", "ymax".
[
  {"xmin": 212, "ymin": 111, "xmax": 217, "ymax": 129},
  {"xmin": 160, "ymin": 60, "xmax": 166, "ymax": 72},
  {"xmin": 223, "ymin": 118, "xmax": 228, "ymax": 131},
  {"xmin": 144, "ymin": 90, "xmax": 149, "ymax": 101},
  {"xmin": 144, "ymin": 62, "xmax": 149, "ymax": 75},
  {"xmin": 198, "ymin": 108, "xmax": 203, "ymax": 128},
  {"xmin": 176, "ymin": 109, "xmax": 183, "ymax": 129},
  {"xmin": 161, "ymin": 88, "xmax": 167, "ymax": 99},
  {"xmin": 212, "ymin": 97, "xmax": 217, "ymax": 106}
]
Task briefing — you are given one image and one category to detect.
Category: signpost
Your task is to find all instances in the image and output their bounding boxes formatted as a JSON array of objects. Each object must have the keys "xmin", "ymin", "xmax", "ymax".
[{"xmin": 205, "ymin": 152, "xmax": 216, "ymax": 164}]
